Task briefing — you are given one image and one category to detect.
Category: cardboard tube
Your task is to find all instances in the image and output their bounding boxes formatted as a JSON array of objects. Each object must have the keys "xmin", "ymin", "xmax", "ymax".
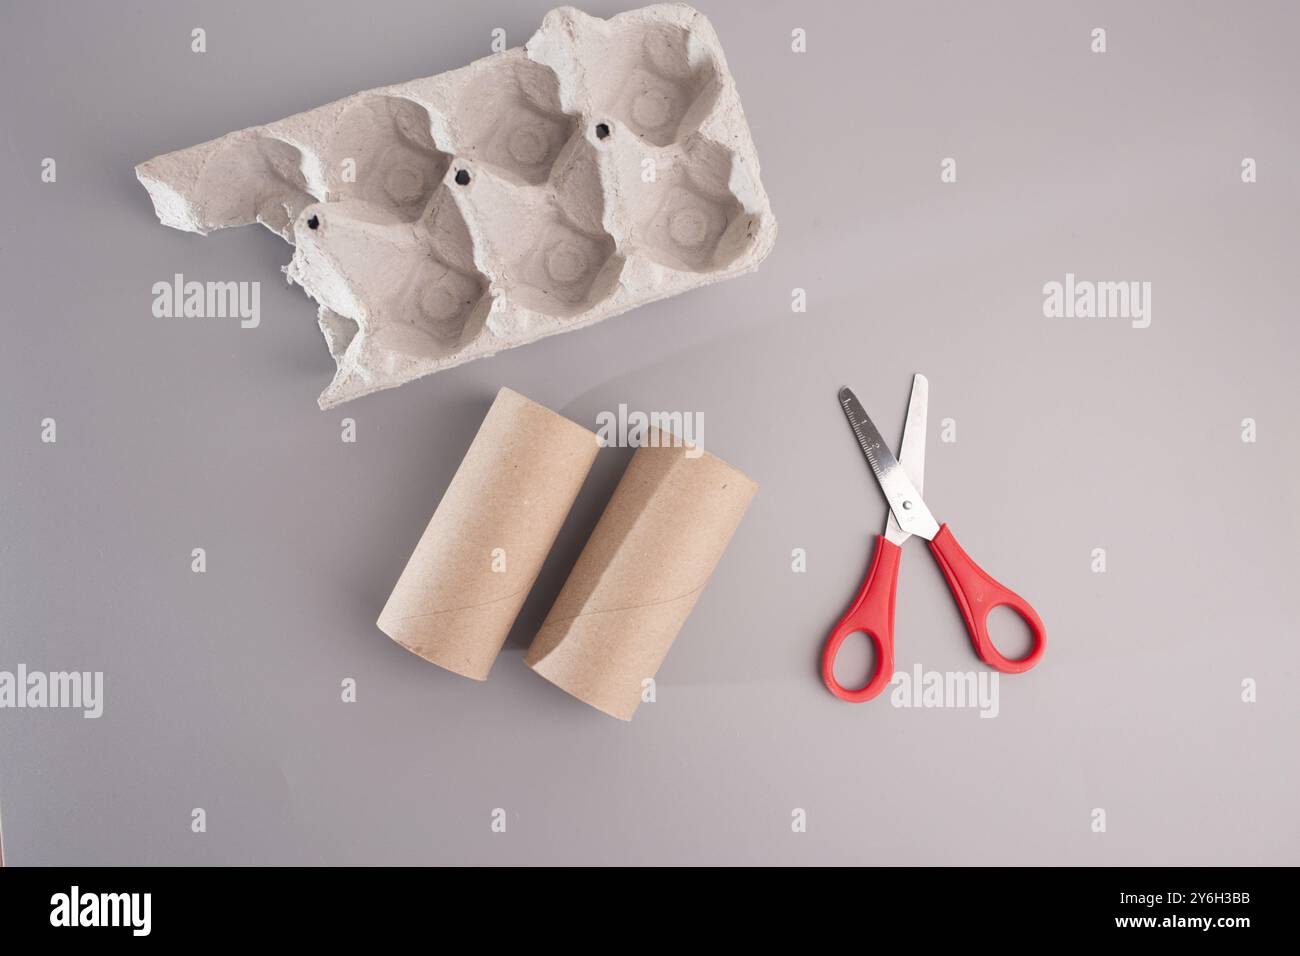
[
  {"xmin": 525, "ymin": 436, "xmax": 757, "ymax": 719},
  {"xmin": 377, "ymin": 387, "xmax": 598, "ymax": 679}
]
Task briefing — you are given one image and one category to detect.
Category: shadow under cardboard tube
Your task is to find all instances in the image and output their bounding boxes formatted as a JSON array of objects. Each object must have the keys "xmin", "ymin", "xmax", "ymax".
[{"xmin": 502, "ymin": 444, "xmax": 633, "ymax": 652}]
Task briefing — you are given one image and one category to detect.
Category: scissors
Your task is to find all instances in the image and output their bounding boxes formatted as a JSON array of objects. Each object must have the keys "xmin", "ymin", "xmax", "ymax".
[{"xmin": 821, "ymin": 374, "xmax": 1046, "ymax": 702}]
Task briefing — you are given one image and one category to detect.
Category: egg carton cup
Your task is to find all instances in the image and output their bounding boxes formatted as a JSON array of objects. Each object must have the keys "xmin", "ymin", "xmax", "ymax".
[{"xmin": 136, "ymin": 3, "xmax": 777, "ymax": 408}]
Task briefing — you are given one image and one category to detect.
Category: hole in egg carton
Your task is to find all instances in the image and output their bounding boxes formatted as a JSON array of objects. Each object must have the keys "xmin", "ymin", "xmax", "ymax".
[{"xmin": 137, "ymin": 5, "xmax": 776, "ymax": 408}]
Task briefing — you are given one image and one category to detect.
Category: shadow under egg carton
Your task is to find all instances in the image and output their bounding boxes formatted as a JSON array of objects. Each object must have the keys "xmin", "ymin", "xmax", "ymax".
[{"xmin": 135, "ymin": 3, "xmax": 776, "ymax": 408}]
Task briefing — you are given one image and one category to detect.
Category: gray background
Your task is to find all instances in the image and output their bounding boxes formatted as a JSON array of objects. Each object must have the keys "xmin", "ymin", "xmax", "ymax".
[{"xmin": 2, "ymin": 0, "xmax": 1297, "ymax": 865}]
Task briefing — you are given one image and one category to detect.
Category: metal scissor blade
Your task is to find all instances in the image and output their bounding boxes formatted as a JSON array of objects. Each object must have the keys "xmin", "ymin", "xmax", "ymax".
[
  {"xmin": 838, "ymin": 385, "xmax": 941, "ymax": 542},
  {"xmin": 884, "ymin": 373, "xmax": 929, "ymax": 544}
]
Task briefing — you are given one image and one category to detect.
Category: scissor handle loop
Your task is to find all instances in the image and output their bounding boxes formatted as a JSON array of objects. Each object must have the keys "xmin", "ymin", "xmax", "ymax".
[
  {"xmin": 928, "ymin": 524, "xmax": 1046, "ymax": 674},
  {"xmin": 821, "ymin": 536, "xmax": 901, "ymax": 702}
]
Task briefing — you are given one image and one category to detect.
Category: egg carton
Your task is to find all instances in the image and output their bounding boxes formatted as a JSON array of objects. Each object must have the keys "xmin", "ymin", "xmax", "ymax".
[{"xmin": 136, "ymin": 3, "xmax": 777, "ymax": 408}]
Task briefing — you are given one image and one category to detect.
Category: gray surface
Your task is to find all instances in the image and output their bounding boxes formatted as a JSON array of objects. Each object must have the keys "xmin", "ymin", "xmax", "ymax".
[{"xmin": 1, "ymin": 0, "xmax": 1297, "ymax": 866}]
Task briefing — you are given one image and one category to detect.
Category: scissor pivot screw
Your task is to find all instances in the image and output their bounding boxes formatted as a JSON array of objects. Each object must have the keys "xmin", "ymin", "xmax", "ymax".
[{"xmin": 902, "ymin": 500, "xmax": 912, "ymax": 510}]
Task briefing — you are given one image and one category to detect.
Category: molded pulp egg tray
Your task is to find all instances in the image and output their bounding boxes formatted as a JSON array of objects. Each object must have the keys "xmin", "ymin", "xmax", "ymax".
[{"xmin": 137, "ymin": 3, "xmax": 777, "ymax": 408}]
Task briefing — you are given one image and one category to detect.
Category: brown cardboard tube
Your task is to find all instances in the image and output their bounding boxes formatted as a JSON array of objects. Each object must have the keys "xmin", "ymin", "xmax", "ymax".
[
  {"xmin": 525, "ymin": 436, "xmax": 757, "ymax": 720},
  {"xmin": 377, "ymin": 387, "xmax": 598, "ymax": 680}
]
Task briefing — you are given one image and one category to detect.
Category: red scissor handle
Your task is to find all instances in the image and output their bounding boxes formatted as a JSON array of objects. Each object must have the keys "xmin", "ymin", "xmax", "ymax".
[
  {"xmin": 928, "ymin": 524, "xmax": 1046, "ymax": 673},
  {"xmin": 821, "ymin": 535, "xmax": 901, "ymax": 702}
]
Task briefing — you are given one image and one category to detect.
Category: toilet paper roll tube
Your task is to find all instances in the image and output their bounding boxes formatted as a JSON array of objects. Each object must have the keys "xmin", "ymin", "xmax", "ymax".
[
  {"xmin": 525, "ymin": 435, "xmax": 757, "ymax": 719},
  {"xmin": 377, "ymin": 387, "xmax": 599, "ymax": 679}
]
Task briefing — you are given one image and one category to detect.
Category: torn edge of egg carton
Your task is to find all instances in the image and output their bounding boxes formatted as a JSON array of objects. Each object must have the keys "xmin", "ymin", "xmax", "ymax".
[{"xmin": 135, "ymin": 3, "xmax": 777, "ymax": 408}]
